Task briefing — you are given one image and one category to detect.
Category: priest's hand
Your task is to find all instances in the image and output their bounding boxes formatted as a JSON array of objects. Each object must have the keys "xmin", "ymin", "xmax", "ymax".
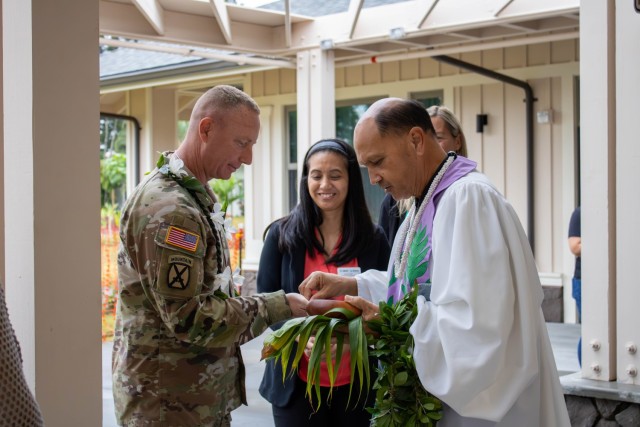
[
  {"xmin": 298, "ymin": 271, "xmax": 357, "ymax": 300},
  {"xmin": 344, "ymin": 295, "xmax": 380, "ymax": 322}
]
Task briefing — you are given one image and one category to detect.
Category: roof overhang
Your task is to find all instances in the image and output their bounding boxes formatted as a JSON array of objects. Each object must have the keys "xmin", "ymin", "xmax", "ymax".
[{"xmin": 100, "ymin": 0, "xmax": 579, "ymax": 70}]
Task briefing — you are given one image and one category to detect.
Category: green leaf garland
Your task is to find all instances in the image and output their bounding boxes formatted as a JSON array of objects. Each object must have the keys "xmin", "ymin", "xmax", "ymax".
[{"xmin": 261, "ymin": 289, "xmax": 443, "ymax": 424}]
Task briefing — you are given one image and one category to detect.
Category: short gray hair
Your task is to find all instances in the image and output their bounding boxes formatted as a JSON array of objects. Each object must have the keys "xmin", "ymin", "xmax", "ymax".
[{"xmin": 191, "ymin": 85, "xmax": 260, "ymax": 124}]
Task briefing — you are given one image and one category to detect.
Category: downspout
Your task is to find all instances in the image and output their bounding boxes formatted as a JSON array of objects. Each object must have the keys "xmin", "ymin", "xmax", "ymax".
[
  {"xmin": 432, "ymin": 55, "xmax": 536, "ymax": 254},
  {"xmin": 100, "ymin": 112, "xmax": 142, "ymax": 184}
]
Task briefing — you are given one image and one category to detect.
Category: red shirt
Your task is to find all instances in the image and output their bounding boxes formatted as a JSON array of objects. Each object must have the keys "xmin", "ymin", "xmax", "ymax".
[{"xmin": 298, "ymin": 246, "xmax": 359, "ymax": 387}]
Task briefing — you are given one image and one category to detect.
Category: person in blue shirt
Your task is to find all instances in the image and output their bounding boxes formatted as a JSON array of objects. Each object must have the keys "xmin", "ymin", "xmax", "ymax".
[{"xmin": 568, "ymin": 206, "xmax": 582, "ymax": 365}]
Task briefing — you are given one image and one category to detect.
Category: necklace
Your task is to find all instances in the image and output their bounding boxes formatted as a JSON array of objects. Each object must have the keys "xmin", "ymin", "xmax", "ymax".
[
  {"xmin": 160, "ymin": 152, "xmax": 225, "ymax": 274},
  {"xmin": 393, "ymin": 153, "xmax": 456, "ymax": 281}
]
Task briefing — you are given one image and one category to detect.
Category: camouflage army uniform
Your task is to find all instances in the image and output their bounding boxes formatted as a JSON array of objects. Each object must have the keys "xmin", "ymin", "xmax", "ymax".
[{"xmin": 113, "ymin": 152, "xmax": 292, "ymax": 427}]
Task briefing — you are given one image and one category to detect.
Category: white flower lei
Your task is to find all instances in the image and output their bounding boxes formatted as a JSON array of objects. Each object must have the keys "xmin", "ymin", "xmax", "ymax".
[
  {"xmin": 213, "ymin": 266, "xmax": 245, "ymax": 293},
  {"xmin": 393, "ymin": 154, "xmax": 455, "ymax": 281},
  {"xmin": 210, "ymin": 202, "xmax": 237, "ymax": 240}
]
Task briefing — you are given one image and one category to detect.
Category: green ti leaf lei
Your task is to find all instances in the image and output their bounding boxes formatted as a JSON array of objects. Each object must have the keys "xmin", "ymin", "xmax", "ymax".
[
  {"xmin": 156, "ymin": 153, "xmax": 206, "ymax": 195},
  {"xmin": 261, "ymin": 306, "xmax": 370, "ymax": 412},
  {"xmin": 261, "ymin": 287, "xmax": 443, "ymax": 425}
]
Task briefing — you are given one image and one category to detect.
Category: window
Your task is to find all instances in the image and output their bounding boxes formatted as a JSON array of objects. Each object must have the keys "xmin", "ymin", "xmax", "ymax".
[
  {"xmin": 286, "ymin": 99, "xmax": 384, "ymax": 222},
  {"xmin": 287, "ymin": 108, "xmax": 298, "ymax": 212},
  {"xmin": 411, "ymin": 90, "xmax": 443, "ymax": 109}
]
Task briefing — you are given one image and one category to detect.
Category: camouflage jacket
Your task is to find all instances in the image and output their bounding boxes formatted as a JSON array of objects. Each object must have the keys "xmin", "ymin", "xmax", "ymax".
[{"xmin": 113, "ymin": 152, "xmax": 292, "ymax": 426}]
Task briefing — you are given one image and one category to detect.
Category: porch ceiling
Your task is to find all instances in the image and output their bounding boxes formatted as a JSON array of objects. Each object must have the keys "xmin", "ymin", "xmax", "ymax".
[{"xmin": 99, "ymin": 0, "xmax": 579, "ymax": 68}]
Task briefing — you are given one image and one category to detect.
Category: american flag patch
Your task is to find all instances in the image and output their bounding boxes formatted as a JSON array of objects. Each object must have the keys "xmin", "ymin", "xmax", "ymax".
[{"xmin": 165, "ymin": 226, "xmax": 200, "ymax": 252}]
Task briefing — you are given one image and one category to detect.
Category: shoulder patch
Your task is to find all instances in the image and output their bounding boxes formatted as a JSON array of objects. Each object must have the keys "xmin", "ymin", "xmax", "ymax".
[
  {"xmin": 165, "ymin": 225, "xmax": 200, "ymax": 253},
  {"xmin": 167, "ymin": 255, "xmax": 193, "ymax": 291}
]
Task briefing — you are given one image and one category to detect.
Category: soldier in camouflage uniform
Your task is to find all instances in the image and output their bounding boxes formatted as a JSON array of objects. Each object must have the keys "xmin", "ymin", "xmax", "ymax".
[{"xmin": 112, "ymin": 85, "xmax": 308, "ymax": 427}]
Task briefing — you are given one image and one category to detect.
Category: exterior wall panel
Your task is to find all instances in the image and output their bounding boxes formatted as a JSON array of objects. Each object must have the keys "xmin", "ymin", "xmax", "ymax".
[
  {"xmin": 346, "ymin": 66, "xmax": 363, "ymax": 87},
  {"xmin": 102, "ymin": 40, "xmax": 581, "ymax": 321},
  {"xmin": 528, "ymin": 43, "xmax": 551, "ymax": 67},
  {"xmin": 482, "ymin": 83, "xmax": 506, "ymax": 192},
  {"xmin": 400, "ymin": 58, "xmax": 419, "ymax": 81},
  {"xmin": 531, "ymin": 77, "xmax": 554, "ymax": 271},
  {"xmin": 381, "ymin": 61, "xmax": 400, "ymax": 82},
  {"xmin": 419, "ymin": 57, "xmax": 439, "ymax": 78},
  {"xmin": 264, "ymin": 69, "xmax": 280, "ymax": 96},
  {"xmin": 503, "ymin": 84, "xmax": 528, "ymax": 229},
  {"xmin": 363, "ymin": 63, "xmax": 381, "ymax": 85},
  {"xmin": 504, "ymin": 45, "xmax": 527, "ymax": 69}
]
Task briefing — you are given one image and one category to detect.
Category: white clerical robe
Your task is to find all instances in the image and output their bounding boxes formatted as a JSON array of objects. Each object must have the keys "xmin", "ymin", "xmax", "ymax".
[{"xmin": 356, "ymin": 172, "xmax": 570, "ymax": 426}]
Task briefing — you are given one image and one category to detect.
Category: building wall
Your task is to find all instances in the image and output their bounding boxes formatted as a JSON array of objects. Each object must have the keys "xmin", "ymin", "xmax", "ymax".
[
  {"xmin": 101, "ymin": 40, "xmax": 580, "ymax": 321},
  {"xmin": 248, "ymin": 40, "xmax": 580, "ymax": 321}
]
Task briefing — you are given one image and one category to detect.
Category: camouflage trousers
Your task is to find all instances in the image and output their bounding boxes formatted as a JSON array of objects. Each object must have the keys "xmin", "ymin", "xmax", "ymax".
[
  {"xmin": 121, "ymin": 413, "xmax": 231, "ymax": 427},
  {"xmin": 213, "ymin": 414, "xmax": 232, "ymax": 427}
]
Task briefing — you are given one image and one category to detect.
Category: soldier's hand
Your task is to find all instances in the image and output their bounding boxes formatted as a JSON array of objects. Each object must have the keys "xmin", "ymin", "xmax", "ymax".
[
  {"xmin": 285, "ymin": 293, "xmax": 309, "ymax": 317},
  {"xmin": 298, "ymin": 271, "xmax": 357, "ymax": 300}
]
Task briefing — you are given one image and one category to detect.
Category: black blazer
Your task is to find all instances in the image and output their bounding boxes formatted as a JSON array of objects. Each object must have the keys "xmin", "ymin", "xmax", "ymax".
[
  {"xmin": 378, "ymin": 194, "xmax": 403, "ymax": 246},
  {"xmin": 257, "ymin": 220, "xmax": 391, "ymax": 407}
]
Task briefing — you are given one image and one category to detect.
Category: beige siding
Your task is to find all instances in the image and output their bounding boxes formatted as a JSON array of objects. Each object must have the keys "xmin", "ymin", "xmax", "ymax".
[
  {"xmin": 419, "ymin": 57, "xmax": 439, "ymax": 78},
  {"xmin": 264, "ymin": 69, "xmax": 280, "ymax": 96},
  {"xmin": 504, "ymin": 46, "xmax": 527, "ymax": 69},
  {"xmin": 280, "ymin": 69, "xmax": 296, "ymax": 94},
  {"xmin": 531, "ymin": 77, "xmax": 554, "ymax": 270},
  {"xmin": 503, "ymin": 84, "xmax": 528, "ymax": 228},
  {"xmin": 482, "ymin": 48, "xmax": 504, "ymax": 70},
  {"xmin": 482, "ymin": 83, "xmax": 506, "ymax": 192},
  {"xmin": 335, "ymin": 67, "xmax": 345, "ymax": 88},
  {"xmin": 346, "ymin": 66, "xmax": 363, "ymax": 87},
  {"xmin": 381, "ymin": 61, "xmax": 400, "ymax": 82},
  {"xmin": 550, "ymin": 76, "xmax": 565, "ymax": 273},
  {"xmin": 551, "ymin": 39, "xmax": 577, "ymax": 64},
  {"xmin": 400, "ymin": 59, "xmax": 420, "ymax": 81},
  {"xmin": 460, "ymin": 51, "xmax": 482, "ymax": 72},
  {"xmin": 103, "ymin": 39, "xmax": 580, "ymax": 309},
  {"xmin": 363, "ymin": 63, "xmax": 381, "ymax": 85},
  {"xmin": 528, "ymin": 43, "xmax": 551, "ymax": 67},
  {"xmin": 251, "ymin": 72, "xmax": 265, "ymax": 97}
]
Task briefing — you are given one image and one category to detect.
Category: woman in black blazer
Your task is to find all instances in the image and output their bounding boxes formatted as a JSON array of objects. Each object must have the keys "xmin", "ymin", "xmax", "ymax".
[{"xmin": 257, "ymin": 139, "xmax": 390, "ymax": 427}]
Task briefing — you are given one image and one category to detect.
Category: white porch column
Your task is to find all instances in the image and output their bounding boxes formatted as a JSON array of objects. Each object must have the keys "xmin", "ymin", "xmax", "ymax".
[
  {"xmin": 3, "ymin": 0, "xmax": 102, "ymax": 424},
  {"xmin": 579, "ymin": 0, "xmax": 616, "ymax": 381},
  {"xmin": 244, "ymin": 105, "xmax": 275, "ymax": 270},
  {"xmin": 151, "ymin": 87, "xmax": 179, "ymax": 154},
  {"xmin": 0, "ymin": 0, "xmax": 4, "ymax": 285},
  {"xmin": 296, "ymin": 48, "xmax": 335, "ymax": 179},
  {"xmin": 615, "ymin": 0, "xmax": 640, "ymax": 385}
]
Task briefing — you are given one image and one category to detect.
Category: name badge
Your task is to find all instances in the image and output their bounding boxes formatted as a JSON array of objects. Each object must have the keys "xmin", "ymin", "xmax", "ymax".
[{"xmin": 337, "ymin": 267, "xmax": 361, "ymax": 277}]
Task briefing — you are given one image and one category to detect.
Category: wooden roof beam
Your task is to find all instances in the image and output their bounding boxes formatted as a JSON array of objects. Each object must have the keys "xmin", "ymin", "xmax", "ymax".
[
  {"xmin": 284, "ymin": 0, "xmax": 291, "ymax": 47},
  {"xmin": 131, "ymin": 0, "xmax": 165, "ymax": 35},
  {"xmin": 346, "ymin": 0, "xmax": 364, "ymax": 39},
  {"xmin": 209, "ymin": 0, "xmax": 232, "ymax": 44},
  {"xmin": 418, "ymin": 0, "xmax": 440, "ymax": 28}
]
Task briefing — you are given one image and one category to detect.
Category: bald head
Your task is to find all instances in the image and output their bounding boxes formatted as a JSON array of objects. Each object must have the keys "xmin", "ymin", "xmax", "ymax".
[
  {"xmin": 358, "ymin": 97, "xmax": 434, "ymax": 138},
  {"xmin": 354, "ymin": 97, "xmax": 445, "ymax": 200}
]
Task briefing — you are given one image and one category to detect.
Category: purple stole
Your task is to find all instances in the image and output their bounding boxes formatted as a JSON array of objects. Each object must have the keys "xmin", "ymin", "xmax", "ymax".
[{"xmin": 386, "ymin": 156, "xmax": 477, "ymax": 304}]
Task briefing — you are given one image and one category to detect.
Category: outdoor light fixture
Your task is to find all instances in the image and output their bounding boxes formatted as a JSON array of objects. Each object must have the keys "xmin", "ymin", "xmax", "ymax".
[
  {"xmin": 320, "ymin": 39, "xmax": 334, "ymax": 50},
  {"xmin": 389, "ymin": 27, "xmax": 406, "ymax": 40},
  {"xmin": 476, "ymin": 114, "xmax": 488, "ymax": 133},
  {"xmin": 536, "ymin": 109, "xmax": 554, "ymax": 124}
]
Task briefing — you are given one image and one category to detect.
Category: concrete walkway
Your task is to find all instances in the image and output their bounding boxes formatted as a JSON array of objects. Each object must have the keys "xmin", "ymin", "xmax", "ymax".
[{"xmin": 103, "ymin": 323, "xmax": 580, "ymax": 426}]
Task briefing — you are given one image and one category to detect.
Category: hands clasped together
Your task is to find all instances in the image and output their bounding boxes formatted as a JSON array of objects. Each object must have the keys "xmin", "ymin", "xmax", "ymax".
[{"xmin": 298, "ymin": 271, "xmax": 380, "ymax": 322}]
